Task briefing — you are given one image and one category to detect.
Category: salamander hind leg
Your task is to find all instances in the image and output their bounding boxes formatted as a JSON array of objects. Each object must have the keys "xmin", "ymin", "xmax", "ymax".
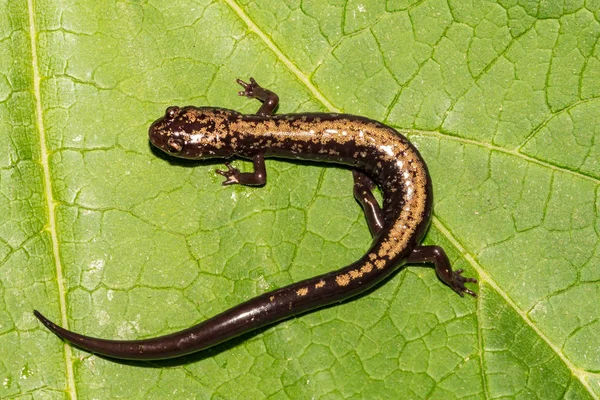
[
  {"xmin": 236, "ymin": 77, "xmax": 279, "ymax": 116},
  {"xmin": 406, "ymin": 245, "xmax": 477, "ymax": 297},
  {"xmin": 352, "ymin": 171, "xmax": 384, "ymax": 237}
]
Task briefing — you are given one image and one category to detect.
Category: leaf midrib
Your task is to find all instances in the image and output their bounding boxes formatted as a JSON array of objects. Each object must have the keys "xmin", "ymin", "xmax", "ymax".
[{"xmin": 27, "ymin": 0, "xmax": 78, "ymax": 398}]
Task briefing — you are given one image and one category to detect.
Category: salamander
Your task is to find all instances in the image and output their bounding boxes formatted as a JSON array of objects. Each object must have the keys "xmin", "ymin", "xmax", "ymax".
[{"xmin": 34, "ymin": 77, "xmax": 477, "ymax": 360}]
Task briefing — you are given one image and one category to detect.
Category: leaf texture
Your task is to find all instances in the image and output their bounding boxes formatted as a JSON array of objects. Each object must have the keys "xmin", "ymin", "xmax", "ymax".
[{"xmin": 1, "ymin": 0, "xmax": 599, "ymax": 398}]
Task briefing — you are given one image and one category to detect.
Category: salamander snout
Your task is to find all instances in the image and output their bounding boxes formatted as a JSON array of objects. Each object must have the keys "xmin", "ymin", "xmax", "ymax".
[
  {"xmin": 148, "ymin": 110, "xmax": 184, "ymax": 156},
  {"xmin": 149, "ymin": 106, "xmax": 235, "ymax": 160}
]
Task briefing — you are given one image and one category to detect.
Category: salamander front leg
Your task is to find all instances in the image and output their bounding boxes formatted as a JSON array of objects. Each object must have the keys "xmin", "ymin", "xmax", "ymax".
[
  {"xmin": 406, "ymin": 245, "xmax": 477, "ymax": 297},
  {"xmin": 216, "ymin": 154, "xmax": 267, "ymax": 186},
  {"xmin": 352, "ymin": 171, "xmax": 384, "ymax": 237},
  {"xmin": 237, "ymin": 77, "xmax": 279, "ymax": 116}
]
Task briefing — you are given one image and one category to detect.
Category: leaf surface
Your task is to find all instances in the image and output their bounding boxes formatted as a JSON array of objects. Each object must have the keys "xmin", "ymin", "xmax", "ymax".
[{"xmin": 1, "ymin": 0, "xmax": 599, "ymax": 398}]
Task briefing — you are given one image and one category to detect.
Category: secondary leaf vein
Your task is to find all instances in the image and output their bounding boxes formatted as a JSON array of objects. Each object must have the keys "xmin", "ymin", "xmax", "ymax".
[
  {"xmin": 222, "ymin": 0, "xmax": 340, "ymax": 112},
  {"xmin": 433, "ymin": 217, "xmax": 597, "ymax": 398},
  {"xmin": 415, "ymin": 130, "xmax": 600, "ymax": 184}
]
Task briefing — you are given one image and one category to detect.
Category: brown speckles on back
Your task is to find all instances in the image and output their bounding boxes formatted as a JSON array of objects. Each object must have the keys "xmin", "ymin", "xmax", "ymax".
[
  {"xmin": 335, "ymin": 274, "xmax": 351, "ymax": 287},
  {"xmin": 362, "ymin": 263, "xmax": 373, "ymax": 273},
  {"xmin": 332, "ymin": 258, "xmax": 379, "ymax": 287}
]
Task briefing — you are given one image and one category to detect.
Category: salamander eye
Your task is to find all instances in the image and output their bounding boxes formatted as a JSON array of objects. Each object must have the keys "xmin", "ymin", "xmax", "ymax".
[
  {"xmin": 165, "ymin": 106, "xmax": 181, "ymax": 121},
  {"xmin": 166, "ymin": 137, "xmax": 184, "ymax": 154}
]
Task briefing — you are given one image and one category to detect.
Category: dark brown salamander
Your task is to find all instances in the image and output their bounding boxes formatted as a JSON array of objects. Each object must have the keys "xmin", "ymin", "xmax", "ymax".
[{"xmin": 34, "ymin": 78, "xmax": 477, "ymax": 360}]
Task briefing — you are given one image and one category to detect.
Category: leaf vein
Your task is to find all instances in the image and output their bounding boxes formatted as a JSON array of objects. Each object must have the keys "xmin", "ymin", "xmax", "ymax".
[
  {"xmin": 27, "ymin": 0, "xmax": 78, "ymax": 397},
  {"xmin": 433, "ymin": 217, "xmax": 597, "ymax": 397},
  {"xmin": 222, "ymin": 0, "xmax": 339, "ymax": 112}
]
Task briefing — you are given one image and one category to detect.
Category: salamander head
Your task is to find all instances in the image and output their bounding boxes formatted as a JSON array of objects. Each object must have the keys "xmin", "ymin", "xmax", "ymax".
[{"xmin": 149, "ymin": 106, "xmax": 238, "ymax": 159}]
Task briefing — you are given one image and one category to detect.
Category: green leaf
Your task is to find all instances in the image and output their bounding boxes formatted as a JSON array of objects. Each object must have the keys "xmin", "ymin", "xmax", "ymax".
[{"xmin": 2, "ymin": 0, "xmax": 599, "ymax": 398}]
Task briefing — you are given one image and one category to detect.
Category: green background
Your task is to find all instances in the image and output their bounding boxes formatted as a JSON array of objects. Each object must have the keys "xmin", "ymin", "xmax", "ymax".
[{"xmin": 2, "ymin": 0, "xmax": 599, "ymax": 398}]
